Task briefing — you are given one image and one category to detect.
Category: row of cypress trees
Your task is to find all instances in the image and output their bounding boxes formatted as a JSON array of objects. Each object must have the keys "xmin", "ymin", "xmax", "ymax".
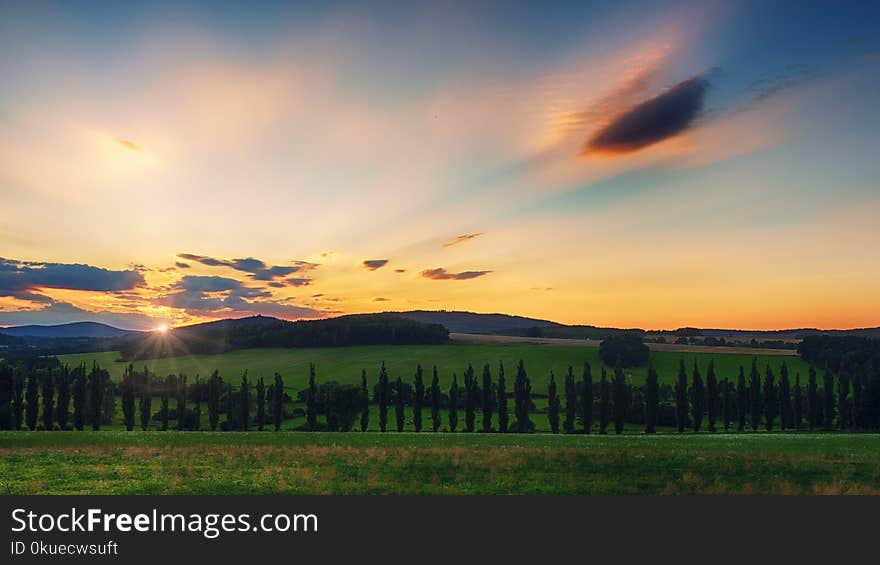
[{"xmin": 6, "ymin": 362, "xmax": 109, "ymax": 431}]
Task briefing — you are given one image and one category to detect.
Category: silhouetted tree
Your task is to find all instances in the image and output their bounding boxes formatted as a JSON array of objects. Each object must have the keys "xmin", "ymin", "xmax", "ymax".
[
  {"xmin": 395, "ymin": 376, "xmax": 405, "ymax": 432},
  {"xmin": 838, "ymin": 374, "xmax": 849, "ymax": 430},
  {"xmin": 749, "ymin": 358, "xmax": 761, "ymax": 431},
  {"xmin": 675, "ymin": 359, "xmax": 688, "ymax": 432},
  {"xmin": 207, "ymin": 370, "xmax": 219, "ymax": 431},
  {"xmin": 378, "ymin": 363, "xmax": 389, "ymax": 432},
  {"xmin": 582, "ymin": 362, "xmax": 593, "ymax": 434},
  {"xmin": 793, "ymin": 372, "xmax": 803, "ymax": 431},
  {"xmin": 644, "ymin": 364, "xmax": 659, "ymax": 434},
  {"xmin": 256, "ymin": 376, "xmax": 265, "ymax": 431},
  {"xmin": 11, "ymin": 368, "xmax": 24, "ymax": 430},
  {"xmin": 122, "ymin": 364, "xmax": 135, "ymax": 431},
  {"xmin": 56, "ymin": 365, "xmax": 70, "ymax": 430},
  {"xmin": 852, "ymin": 373, "xmax": 863, "ymax": 430},
  {"xmin": 40, "ymin": 370, "xmax": 54, "ymax": 430},
  {"xmin": 464, "ymin": 363, "xmax": 476, "ymax": 433},
  {"xmin": 547, "ymin": 371, "xmax": 560, "ymax": 434},
  {"xmin": 807, "ymin": 366, "xmax": 818, "ymax": 431},
  {"xmin": 563, "ymin": 366, "xmax": 576, "ymax": 434},
  {"xmin": 822, "ymin": 369, "xmax": 834, "ymax": 429},
  {"xmin": 448, "ymin": 373, "xmax": 459, "ymax": 432},
  {"xmin": 240, "ymin": 373, "xmax": 250, "ymax": 431},
  {"xmin": 481, "ymin": 364, "xmax": 493, "ymax": 432},
  {"xmin": 159, "ymin": 375, "xmax": 171, "ymax": 431},
  {"xmin": 306, "ymin": 363, "xmax": 317, "ymax": 431},
  {"xmin": 514, "ymin": 360, "xmax": 532, "ymax": 433},
  {"xmin": 779, "ymin": 362, "xmax": 792, "ymax": 430},
  {"xmin": 430, "ymin": 366, "xmax": 441, "ymax": 432},
  {"xmin": 764, "ymin": 364, "xmax": 776, "ymax": 432},
  {"xmin": 497, "ymin": 362, "xmax": 508, "ymax": 433},
  {"xmin": 193, "ymin": 375, "xmax": 202, "ymax": 431},
  {"xmin": 140, "ymin": 367, "xmax": 153, "ymax": 431},
  {"xmin": 706, "ymin": 360, "xmax": 717, "ymax": 432},
  {"xmin": 73, "ymin": 365, "xmax": 87, "ymax": 431},
  {"xmin": 360, "ymin": 369, "xmax": 370, "ymax": 432},
  {"xmin": 736, "ymin": 366, "xmax": 747, "ymax": 432},
  {"xmin": 88, "ymin": 363, "xmax": 105, "ymax": 431},
  {"xmin": 25, "ymin": 372, "xmax": 39, "ymax": 430},
  {"xmin": 691, "ymin": 361, "xmax": 704, "ymax": 433},
  {"xmin": 413, "ymin": 364, "xmax": 424, "ymax": 433},
  {"xmin": 599, "ymin": 366, "xmax": 610, "ymax": 435},
  {"xmin": 272, "ymin": 372, "xmax": 283, "ymax": 431},
  {"xmin": 722, "ymin": 378, "xmax": 734, "ymax": 432},
  {"xmin": 612, "ymin": 365, "xmax": 627, "ymax": 434},
  {"xmin": 176, "ymin": 374, "xmax": 187, "ymax": 430}
]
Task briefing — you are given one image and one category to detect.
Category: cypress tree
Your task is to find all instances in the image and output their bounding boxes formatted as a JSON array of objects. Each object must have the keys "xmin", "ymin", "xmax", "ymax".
[
  {"xmin": 176, "ymin": 374, "xmax": 187, "ymax": 430},
  {"xmin": 736, "ymin": 366, "xmax": 747, "ymax": 432},
  {"xmin": 41, "ymin": 370, "xmax": 55, "ymax": 430},
  {"xmin": 207, "ymin": 370, "xmax": 219, "ymax": 431},
  {"xmin": 764, "ymin": 364, "xmax": 776, "ymax": 432},
  {"xmin": 138, "ymin": 367, "xmax": 152, "ymax": 431},
  {"xmin": 256, "ymin": 377, "xmax": 265, "ymax": 431},
  {"xmin": 88, "ymin": 363, "xmax": 105, "ymax": 431},
  {"xmin": 675, "ymin": 359, "xmax": 688, "ymax": 432},
  {"xmin": 272, "ymin": 372, "xmax": 283, "ymax": 431},
  {"xmin": 793, "ymin": 372, "xmax": 803, "ymax": 431},
  {"xmin": 122, "ymin": 364, "xmax": 135, "ymax": 431},
  {"xmin": 852, "ymin": 374, "xmax": 863, "ymax": 430},
  {"xmin": 721, "ymin": 378, "xmax": 734, "ymax": 432},
  {"xmin": 706, "ymin": 360, "xmax": 718, "ymax": 432},
  {"xmin": 448, "ymin": 373, "xmax": 459, "ymax": 432},
  {"xmin": 838, "ymin": 374, "xmax": 849, "ymax": 430},
  {"xmin": 599, "ymin": 366, "xmax": 610, "ymax": 435},
  {"xmin": 481, "ymin": 364, "xmax": 494, "ymax": 432},
  {"xmin": 464, "ymin": 363, "xmax": 476, "ymax": 433},
  {"xmin": 306, "ymin": 363, "xmax": 317, "ymax": 431},
  {"xmin": 514, "ymin": 360, "xmax": 532, "ymax": 433},
  {"xmin": 193, "ymin": 376, "xmax": 202, "ymax": 431},
  {"xmin": 159, "ymin": 376, "xmax": 170, "ymax": 431},
  {"xmin": 430, "ymin": 366, "xmax": 441, "ymax": 432},
  {"xmin": 378, "ymin": 363, "xmax": 389, "ymax": 432},
  {"xmin": 779, "ymin": 362, "xmax": 792, "ymax": 430},
  {"xmin": 395, "ymin": 376, "xmax": 405, "ymax": 432},
  {"xmin": 240, "ymin": 373, "xmax": 250, "ymax": 431},
  {"xmin": 749, "ymin": 358, "xmax": 761, "ymax": 432},
  {"xmin": 612, "ymin": 365, "xmax": 627, "ymax": 434},
  {"xmin": 56, "ymin": 365, "xmax": 70, "ymax": 430},
  {"xmin": 563, "ymin": 366, "xmax": 576, "ymax": 434},
  {"xmin": 360, "ymin": 369, "xmax": 370, "ymax": 432},
  {"xmin": 807, "ymin": 366, "xmax": 818, "ymax": 431},
  {"xmin": 12, "ymin": 369, "xmax": 24, "ymax": 430},
  {"xmin": 413, "ymin": 364, "xmax": 424, "ymax": 433},
  {"xmin": 25, "ymin": 372, "xmax": 39, "ymax": 431},
  {"xmin": 582, "ymin": 362, "xmax": 593, "ymax": 434},
  {"xmin": 225, "ymin": 382, "xmax": 234, "ymax": 429},
  {"xmin": 644, "ymin": 364, "xmax": 659, "ymax": 434},
  {"xmin": 73, "ymin": 364, "xmax": 88, "ymax": 431},
  {"xmin": 497, "ymin": 362, "xmax": 508, "ymax": 433},
  {"xmin": 691, "ymin": 361, "xmax": 704, "ymax": 433},
  {"xmin": 822, "ymin": 369, "xmax": 834, "ymax": 429},
  {"xmin": 547, "ymin": 371, "xmax": 560, "ymax": 434}
]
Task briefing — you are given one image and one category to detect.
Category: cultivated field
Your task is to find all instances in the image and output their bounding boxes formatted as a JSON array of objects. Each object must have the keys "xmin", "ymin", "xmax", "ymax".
[{"xmin": 1, "ymin": 432, "xmax": 878, "ymax": 495}]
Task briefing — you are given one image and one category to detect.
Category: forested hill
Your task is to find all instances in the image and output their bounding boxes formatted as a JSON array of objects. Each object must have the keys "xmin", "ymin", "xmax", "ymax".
[
  {"xmin": 390, "ymin": 310, "xmax": 560, "ymax": 333},
  {"xmin": 0, "ymin": 321, "xmax": 137, "ymax": 338},
  {"xmin": 117, "ymin": 314, "xmax": 448, "ymax": 360}
]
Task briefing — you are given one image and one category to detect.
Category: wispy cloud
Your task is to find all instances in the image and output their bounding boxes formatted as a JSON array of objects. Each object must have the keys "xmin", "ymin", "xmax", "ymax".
[
  {"xmin": 176, "ymin": 253, "xmax": 317, "ymax": 280},
  {"xmin": 442, "ymin": 233, "xmax": 484, "ymax": 248},
  {"xmin": 420, "ymin": 267, "xmax": 491, "ymax": 281}
]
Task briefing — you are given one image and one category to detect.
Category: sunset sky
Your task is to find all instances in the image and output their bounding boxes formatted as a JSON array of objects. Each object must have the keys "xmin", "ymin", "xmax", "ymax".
[{"xmin": 2, "ymin": 1, "xmax": 879, "ymax": 331}]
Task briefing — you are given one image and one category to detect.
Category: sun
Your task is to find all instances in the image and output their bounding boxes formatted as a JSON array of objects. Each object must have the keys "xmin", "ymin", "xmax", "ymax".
[{"xmin": 155, "ymin": 323, "xmax": 169, "ymax": 334}]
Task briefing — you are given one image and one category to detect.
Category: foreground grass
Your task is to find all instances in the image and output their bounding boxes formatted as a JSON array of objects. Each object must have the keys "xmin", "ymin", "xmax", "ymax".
[{"xmin": 2, "ymin": 432, "xmax": 878, "ymax": 495}]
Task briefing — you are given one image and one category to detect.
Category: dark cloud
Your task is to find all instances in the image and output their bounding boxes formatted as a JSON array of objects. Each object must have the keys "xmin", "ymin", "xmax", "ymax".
[
  {"xmin": 442, "ymin": 233, "xmax": 483, "ymax": 248},
  {"xmin": 584, "ymin": 75, "xmax": 709, "ymax": 155},
  {"xmin": 174, "ymin": 262, "xmax": 191, "ymax": 269},
  {"xmin": 286, "ymin": 278, "xmax": 312, "ymax": 287},
  {"xmin": 372, "ymin": 297, "xmax": 389, "ymax": 302},
  {"xmin": 0, "ymin": 257, "xmax": 145, "ymax": 303},
  {"xmin": 362, "ymin": 259, "xmax": 389, "ymax": 271},
  {"xmin": 176, "ymin": 253, "xmax": 317, "ymax": 281},
  {"xmin": 420, "ymin": 268, "xmax": 491, "ymax": 281},
  {"xmin": 394, "ymin": 269, "xmax": 406, "ymax": 273},
  {"xmin": 267, "ymin": 281, "xmax": 286, "ymax": 288}
]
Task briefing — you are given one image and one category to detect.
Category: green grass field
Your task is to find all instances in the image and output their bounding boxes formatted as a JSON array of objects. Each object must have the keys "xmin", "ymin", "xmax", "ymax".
[
  {"xmin": 61, "ymin": 343, "xmax": 811, "ymax": 392},
  {"xmin": 2, "ymin": 431, "xmax": 878, "ymax": 495}
]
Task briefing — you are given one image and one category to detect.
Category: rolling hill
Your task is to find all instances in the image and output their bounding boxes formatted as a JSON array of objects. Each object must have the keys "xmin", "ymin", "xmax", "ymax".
[{"xmin": 0, "ymin": 321, "xmax": 138, "ymax": 338}]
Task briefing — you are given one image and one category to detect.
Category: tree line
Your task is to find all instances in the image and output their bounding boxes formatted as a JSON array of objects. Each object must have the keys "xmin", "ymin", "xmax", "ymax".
[{"xmin": 3, "ymin": 355, "xmax": 880, "ymax": 432}]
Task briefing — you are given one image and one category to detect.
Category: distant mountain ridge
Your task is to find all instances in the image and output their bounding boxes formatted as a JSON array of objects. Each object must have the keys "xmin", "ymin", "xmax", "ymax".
[{"xmin": 0, "ymin": 321, "xmax": 139, "ymax": 338}]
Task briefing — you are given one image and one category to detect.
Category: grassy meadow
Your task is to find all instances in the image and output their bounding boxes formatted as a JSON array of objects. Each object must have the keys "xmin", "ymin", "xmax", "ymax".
[{"xmin": 2, "ymin": 431, "xmax": 878, "ymax": 495}]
